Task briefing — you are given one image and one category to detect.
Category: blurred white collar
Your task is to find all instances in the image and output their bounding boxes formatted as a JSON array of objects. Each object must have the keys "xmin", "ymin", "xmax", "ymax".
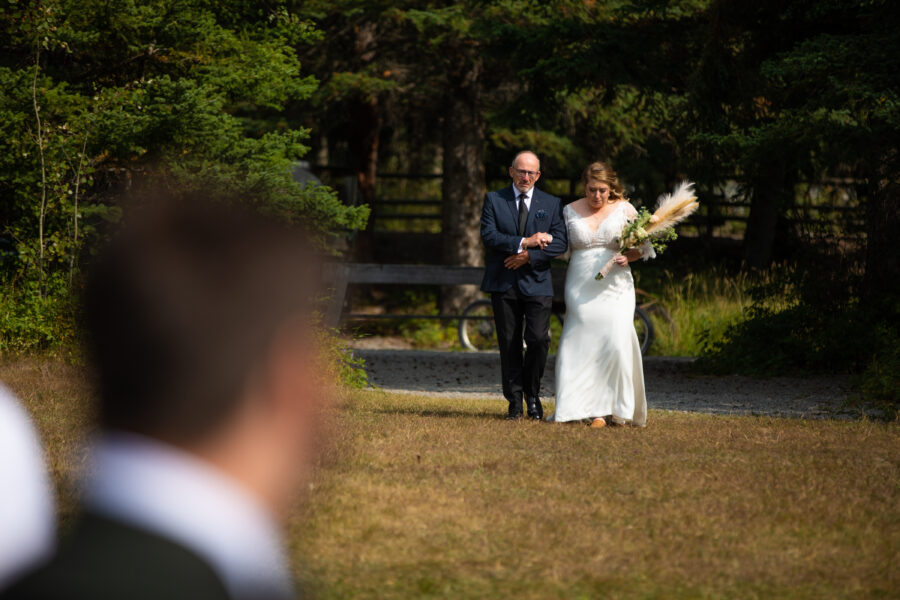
[{"xmin": 85, "ymin": 431, "xmax": 293, "ymax": 600}]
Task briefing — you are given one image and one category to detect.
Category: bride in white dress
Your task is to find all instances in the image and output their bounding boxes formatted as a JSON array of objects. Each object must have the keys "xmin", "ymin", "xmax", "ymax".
[{"xmin": 549, "ymin": 162, "xmax": 654, "ymax": 427}]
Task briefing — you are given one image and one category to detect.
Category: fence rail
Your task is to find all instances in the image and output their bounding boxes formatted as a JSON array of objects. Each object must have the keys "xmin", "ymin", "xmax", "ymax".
[
  {"xmin": 323, "ymin": 263, "xmax": 485, "ymax": 326},
  {"xmin": 310, "ymin": 166, "xmax": 866, "ymax": 236}
]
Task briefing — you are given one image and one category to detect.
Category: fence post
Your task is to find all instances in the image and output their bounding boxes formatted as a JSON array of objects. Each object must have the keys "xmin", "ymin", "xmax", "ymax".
[{"xmin": 324, "ymin": 263, "xmax": 350, "ymax": 328}]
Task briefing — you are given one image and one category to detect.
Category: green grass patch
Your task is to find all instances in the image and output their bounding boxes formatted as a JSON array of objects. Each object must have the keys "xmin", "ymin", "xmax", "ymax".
[
  {"xmin": 348, "ymin": 266, "xmax": 760, "ymax": 356},
  {"xmin": 635, "ymin": 266, "xmax": 758, "ymax": 356}
]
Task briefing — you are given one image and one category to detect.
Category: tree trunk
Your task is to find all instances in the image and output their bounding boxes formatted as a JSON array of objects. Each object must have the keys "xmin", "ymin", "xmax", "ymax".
[
  {"xmin": 349, "ymin": 22, "xmax": 381, "ymax": 261},
  {"xmin": 349, "ymin": 95, "xmax": 381, "ymax": 261},
  {"xmin": 439, "ymin": 52, "xmax": 485, "ymax": 315},
  {"xmin": 863, "ymin": 160, "xmax": 900, "ymax": 302},
  {"xmin": 743, "ymin": 161, "xmax": 788, "ymax": 268}
]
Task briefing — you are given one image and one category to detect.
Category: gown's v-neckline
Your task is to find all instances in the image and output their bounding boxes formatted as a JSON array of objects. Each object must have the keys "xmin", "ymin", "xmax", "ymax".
[{"xmin": 570, "ymin": 202, "xmax": 623, "ymax": 234}]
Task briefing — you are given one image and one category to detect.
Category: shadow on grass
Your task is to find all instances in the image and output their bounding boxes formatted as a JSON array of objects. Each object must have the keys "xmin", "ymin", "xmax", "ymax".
[
  {"xmin": 368, "ymin": 407, "xmax": 576, "ymax": 423},
  {"xmin": 369, "ymin": 406, "xmax": 513, "ymax": 420}
]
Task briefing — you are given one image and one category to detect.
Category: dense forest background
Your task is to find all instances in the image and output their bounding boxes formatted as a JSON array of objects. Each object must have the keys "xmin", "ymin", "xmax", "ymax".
[{"xmin": 1, "ymin": 1, "xmax": 897, "ymax": 407}]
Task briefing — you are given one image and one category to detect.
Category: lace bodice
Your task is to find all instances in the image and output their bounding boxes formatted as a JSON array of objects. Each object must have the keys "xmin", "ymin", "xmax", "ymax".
[{"xmin": 564, "ymin": 202, "xmax": 637, "ymax": 251}]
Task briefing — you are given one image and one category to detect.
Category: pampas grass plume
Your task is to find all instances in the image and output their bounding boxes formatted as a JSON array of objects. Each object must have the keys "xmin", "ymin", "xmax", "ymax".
[{"xmin": 646, "ymin": 181, "xmax": 699, "ymax": 234}]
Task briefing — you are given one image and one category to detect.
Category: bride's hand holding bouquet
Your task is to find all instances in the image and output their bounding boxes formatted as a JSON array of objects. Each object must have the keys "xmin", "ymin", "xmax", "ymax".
[
  {"xmin": 613, "ymin": 248, "xmax": 644, "ymax": 267},
  {"xmin": 596, "ymin": 181, "xmax": 699, "ymax": 280}
]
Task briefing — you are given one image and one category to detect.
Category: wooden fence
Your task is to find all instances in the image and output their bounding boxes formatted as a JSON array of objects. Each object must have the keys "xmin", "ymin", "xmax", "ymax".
[
  {"xmin": 323, "ymin": 263, "xmax": 484, "ymax": 327},
  {"xmin": 311, "ymin": 166, "xmax": 865, "ymax": 240}
]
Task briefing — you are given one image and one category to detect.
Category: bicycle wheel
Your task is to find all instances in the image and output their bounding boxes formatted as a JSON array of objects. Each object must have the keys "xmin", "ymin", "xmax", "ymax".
[
  {"xmin": 643, "ymin": 303, "xmax": 674, "ymax": 329},
  {"xmin": 458, "ymin": 299, "xmax": 496, "ymax": 351},
  {"xmin": 633, "ymin": 306, "xmax": 655, "ymax": 356},
  {"xmin": 636, "ymin": 289, "xmax": 675, "ymax": 328}
]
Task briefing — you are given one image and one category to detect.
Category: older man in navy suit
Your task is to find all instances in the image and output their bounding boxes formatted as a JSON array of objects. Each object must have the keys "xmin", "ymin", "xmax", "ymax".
[{"xmin": 481, "ymin": 151, "xmax": 568, "ymax": 420}]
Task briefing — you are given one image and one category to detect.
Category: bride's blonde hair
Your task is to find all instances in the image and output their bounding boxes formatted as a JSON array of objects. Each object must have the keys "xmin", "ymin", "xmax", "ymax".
[{"xmin": 582, "ymin": 162, "xmax": 627, "ymax": 201}]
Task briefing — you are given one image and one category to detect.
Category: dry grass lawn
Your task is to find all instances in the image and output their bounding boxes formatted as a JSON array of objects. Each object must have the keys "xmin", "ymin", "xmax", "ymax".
[
  {"xmin": 2, "ymin": 357, "xmax": 94, "ymax": 524},
  {"xmin": 4, "ymin": 358, "xmax": 898, "ymax": 599}
]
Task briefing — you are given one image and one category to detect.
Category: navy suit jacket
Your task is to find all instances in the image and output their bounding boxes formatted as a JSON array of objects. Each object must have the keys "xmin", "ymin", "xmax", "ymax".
[
  {"xmin": 0, "ymin": 512, "xmax": 232, "ymax": 600},
  {"xmin": 480, "ymin": 186, "xmax": 567, "ymax": 296}
]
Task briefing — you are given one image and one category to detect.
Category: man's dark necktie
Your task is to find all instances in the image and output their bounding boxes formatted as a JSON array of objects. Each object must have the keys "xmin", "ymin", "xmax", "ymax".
[{"xmin": 517, "ymin": 193, "xmax": 529, "ymax": 235}]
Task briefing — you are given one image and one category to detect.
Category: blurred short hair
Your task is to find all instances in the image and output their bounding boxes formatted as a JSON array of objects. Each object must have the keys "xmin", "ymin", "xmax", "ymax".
[{"xmin": 83, "ymin": 195, "xmax": 319, "ymax": 442}]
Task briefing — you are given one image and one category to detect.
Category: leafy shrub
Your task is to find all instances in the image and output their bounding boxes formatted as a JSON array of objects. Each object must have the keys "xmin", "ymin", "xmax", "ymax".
[
  {"xmin": 0, "ymin": 2, "xmax": 369, "ymax": 359},
  {"xmin": 697, "ymin": 253, "xmax": 899, "ymax": 418},
  {"xmin": 855, "ymin": 341, "xmax": 900, "ymax": 420},
  {"xmin": 698, "ymin": 303, "xmax": 882, "ymax": 376},
  {"xmin": 0, "ymin": 282, "xmax": 77, "ymax": 356},
  {"xmin": 315, "ymin": 325, "xmax": 369, "ymax": 389}
]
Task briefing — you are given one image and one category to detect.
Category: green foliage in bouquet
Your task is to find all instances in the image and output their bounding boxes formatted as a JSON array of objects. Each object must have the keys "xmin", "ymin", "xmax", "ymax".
[{"xmin": 619, "ymin": 207, "xmax": 679, "ymax": 256}]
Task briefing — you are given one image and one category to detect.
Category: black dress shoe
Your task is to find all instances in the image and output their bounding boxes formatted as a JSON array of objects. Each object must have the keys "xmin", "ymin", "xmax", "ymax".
[
  {"xmin": 526, "ymin": 397, "xmax": 543, "ymax": 420},
  {"xmin": 507, "ymin": 399, "xmax": 523, "ymax": 420}
]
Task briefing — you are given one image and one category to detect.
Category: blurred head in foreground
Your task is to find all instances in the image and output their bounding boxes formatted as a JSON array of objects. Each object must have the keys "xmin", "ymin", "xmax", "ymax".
[
  {"xmin": 83, "ymin": 195, "xmax": 324, "ymax": 514},
  {"xmin": 2, "ymin": 194, "xmax": 326, "ymax": 600}
]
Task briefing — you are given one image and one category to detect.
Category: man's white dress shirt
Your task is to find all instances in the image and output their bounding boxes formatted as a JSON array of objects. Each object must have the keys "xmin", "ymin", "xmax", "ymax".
[{"xmin": 86, "ymin": 432, "xmax": 294, "ymax": 600}]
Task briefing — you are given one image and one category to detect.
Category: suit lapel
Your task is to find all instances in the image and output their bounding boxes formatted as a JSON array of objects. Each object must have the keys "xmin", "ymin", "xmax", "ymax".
[
  {"xmin": 525, "ymin": 189, "xmax": 544, "ymax": 234},
  {"xmin": 501, "ymin": 186, "xmax": 519, "ymax": 233}
]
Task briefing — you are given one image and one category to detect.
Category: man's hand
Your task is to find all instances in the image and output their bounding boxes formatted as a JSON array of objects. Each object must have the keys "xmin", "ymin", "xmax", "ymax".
[
  {"xmin": 504, "ymin": 250, "xmax": 530, "ymax": 270},
  {"xmin": 524, "ymin": 232, "xmax": 553, "ymax": 250}
]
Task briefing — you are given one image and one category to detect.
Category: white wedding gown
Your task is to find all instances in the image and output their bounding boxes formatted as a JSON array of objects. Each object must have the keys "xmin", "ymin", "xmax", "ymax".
[{"xmin": 549, "ymin": 202, "xmax": 651, "ymax": 426}]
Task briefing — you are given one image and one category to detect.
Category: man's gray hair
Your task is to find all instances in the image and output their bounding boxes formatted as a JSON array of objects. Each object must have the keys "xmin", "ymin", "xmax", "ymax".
[{"xmin": 511, "ymin": 150, "xmax": 541, "ymax": 170}]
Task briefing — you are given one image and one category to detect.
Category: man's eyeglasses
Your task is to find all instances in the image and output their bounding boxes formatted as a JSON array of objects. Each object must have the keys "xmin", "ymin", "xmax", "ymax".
[{"xmin": 513, "ymin": 168, "xmax": 540, "ymax": 178}]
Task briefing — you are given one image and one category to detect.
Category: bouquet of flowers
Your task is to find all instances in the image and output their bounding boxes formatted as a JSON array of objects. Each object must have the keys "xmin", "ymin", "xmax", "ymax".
[{"xmin": 595, "ymin": 181, "xmax": 699, "ymax": 280}]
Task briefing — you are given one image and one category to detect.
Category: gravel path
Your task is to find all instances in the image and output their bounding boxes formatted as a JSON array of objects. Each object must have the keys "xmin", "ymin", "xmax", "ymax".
[{"xmin": 354, "ymin": 349, "xmax": 853, "ymax": 419}]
